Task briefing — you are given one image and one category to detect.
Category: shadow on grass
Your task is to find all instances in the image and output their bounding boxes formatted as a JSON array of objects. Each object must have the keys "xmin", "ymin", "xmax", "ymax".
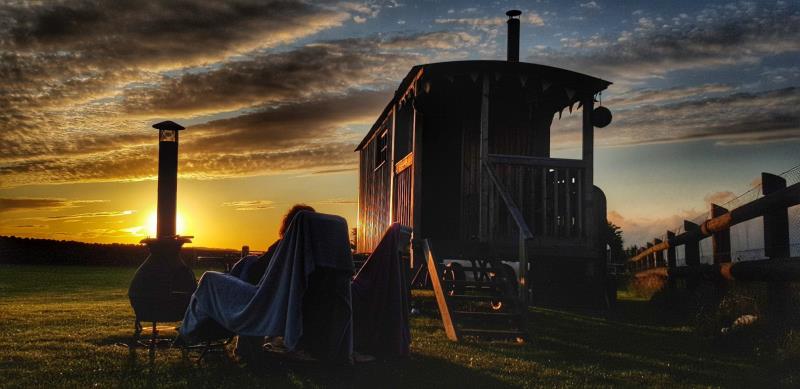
[{"xmin": 111, "ymin": 344, "xmax": 506, "ymax": 389}]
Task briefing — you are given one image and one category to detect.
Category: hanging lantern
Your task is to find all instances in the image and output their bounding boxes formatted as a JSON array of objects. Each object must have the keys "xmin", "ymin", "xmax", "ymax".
[{"xmin": 592, "ymin": 106, "xmax": 612, "ymax": 128}]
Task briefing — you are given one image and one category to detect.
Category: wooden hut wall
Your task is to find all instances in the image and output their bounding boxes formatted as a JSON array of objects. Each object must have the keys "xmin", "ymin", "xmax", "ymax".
[
  {"xmin": 488, "ymin": 74, "xmax": 553, "ymax": 158},
  {"xmin": 419, "ymin": 74, "xmax": 480, "ymax": 243},
  {"xmin": 357, "ymin": 116, "xmax": 393, "ymax": 253}
]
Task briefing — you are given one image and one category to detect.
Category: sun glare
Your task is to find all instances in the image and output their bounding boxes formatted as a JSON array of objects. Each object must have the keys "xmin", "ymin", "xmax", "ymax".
[{"xmin": 146, "ymin": 210, "xmax": 187, "ymax": 237}]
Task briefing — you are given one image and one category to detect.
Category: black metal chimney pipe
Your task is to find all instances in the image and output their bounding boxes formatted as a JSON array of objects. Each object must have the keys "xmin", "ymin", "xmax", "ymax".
[
  {"xmin": 152, "ymin": 120, "xmax": 184, "ymax": 238},
  {"xmin": 506, "ymin": 10, "xmax": 522, "ymax": 62}
]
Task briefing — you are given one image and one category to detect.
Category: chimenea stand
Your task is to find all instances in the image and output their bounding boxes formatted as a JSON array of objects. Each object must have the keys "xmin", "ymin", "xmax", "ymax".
[{"xmin": 128, "ymin": 121, "xmax": 197, "ymax": 350}]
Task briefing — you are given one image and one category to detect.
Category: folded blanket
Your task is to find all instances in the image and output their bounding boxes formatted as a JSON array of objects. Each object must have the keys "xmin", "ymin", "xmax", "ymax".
[{"xmin": 179, "ymin": 211, "xmax": 354, "ymax": 361}]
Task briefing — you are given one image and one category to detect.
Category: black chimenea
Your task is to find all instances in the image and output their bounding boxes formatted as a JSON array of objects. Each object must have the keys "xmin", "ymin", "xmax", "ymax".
[{"xmin": 128, "ymin": 121, "xmax": 196, "ymax": 343}]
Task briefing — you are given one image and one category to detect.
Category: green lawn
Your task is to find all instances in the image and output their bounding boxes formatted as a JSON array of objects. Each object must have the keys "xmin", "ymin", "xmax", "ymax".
[{"xmin": 0, "ymin": 265, "xmax": 794, "ymax": 388}]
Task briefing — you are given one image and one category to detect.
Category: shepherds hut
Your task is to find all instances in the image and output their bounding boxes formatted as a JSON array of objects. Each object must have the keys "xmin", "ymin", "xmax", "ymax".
[{"xmin": 355, "ymin": 11, "xmax": 613, "ymax": 329}]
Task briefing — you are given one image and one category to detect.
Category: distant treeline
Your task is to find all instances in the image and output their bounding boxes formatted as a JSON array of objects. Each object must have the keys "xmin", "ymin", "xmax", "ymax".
[{"xmin": 0, "ymin": 236, "xmax": 238, "ymax": 267}]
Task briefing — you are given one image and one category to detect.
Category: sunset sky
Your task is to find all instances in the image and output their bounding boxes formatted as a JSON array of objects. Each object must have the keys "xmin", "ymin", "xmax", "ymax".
[{"xmin": 1, "ymin": 0, "xmax": 798, "ymax": 251}]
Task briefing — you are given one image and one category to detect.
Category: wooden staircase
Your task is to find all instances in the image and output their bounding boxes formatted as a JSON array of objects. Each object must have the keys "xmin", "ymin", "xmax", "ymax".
[{"xmin": 423, "ymin": 239, "xmax": 527, "ymax": 342}]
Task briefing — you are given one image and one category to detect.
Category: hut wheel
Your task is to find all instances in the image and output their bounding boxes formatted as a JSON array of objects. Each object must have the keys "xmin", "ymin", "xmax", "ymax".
[
  {"xmin": 442, "ymin": 262, "xmax": 465, "ymax": 296},
  {"xmin": 489, "ymin": 263, "xmax": 517, "ymax": 311}
]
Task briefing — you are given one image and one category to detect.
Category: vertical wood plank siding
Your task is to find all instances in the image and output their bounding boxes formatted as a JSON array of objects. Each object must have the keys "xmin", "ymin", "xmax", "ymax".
[
  {"xmin": 357, "ymin": 124, "xmax": 393, "ymax": 253},
  {"xmin": 394, "ymin": 166, "xmax": 413, "ymax": 227}
]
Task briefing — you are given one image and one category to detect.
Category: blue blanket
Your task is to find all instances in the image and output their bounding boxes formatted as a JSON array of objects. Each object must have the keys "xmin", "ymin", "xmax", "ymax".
[{"xmin": 179, "ymin": 211, "xmax": 354, "ymax": 360}]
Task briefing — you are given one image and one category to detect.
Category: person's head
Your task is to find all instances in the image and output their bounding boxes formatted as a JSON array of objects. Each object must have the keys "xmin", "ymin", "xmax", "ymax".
[{"xmin": 279, "ymin": 204, "xmax": 316, "ymax": 238}]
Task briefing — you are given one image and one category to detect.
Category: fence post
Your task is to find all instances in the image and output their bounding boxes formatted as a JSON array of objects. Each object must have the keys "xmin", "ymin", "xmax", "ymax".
[
  {"xmin": 762, "ymin": 173, "xmax": 790, "ymax": 259},
  {"xmin": 710, "ymin": 203, "xmax": 731, "ymax": 264},
  {"xmin": 762, "ymin": 172, "xmax": 790, "ymax": 332},
  {"xmin": 666, "ymin": 231, "xmax": 676, "ymax": 288},
  {"xmin": 684, "ymin": 220, "xmax": 701, "ymax": 291},
  {"xmin": 654, "ymin": 238, "xmax": 664, "ymax": 268},
  {"xmin": 646, "ymin": 242, "xmax": 654, "ymax": 269}
]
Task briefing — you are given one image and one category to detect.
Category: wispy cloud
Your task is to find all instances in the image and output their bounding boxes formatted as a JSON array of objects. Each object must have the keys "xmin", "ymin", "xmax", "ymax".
[
  {"xmin": 435, "ymin": 12, "xmax": 545, "ymax": 28},
  {"xmin": 222, "ymin": 200, "xmax": 275, "ymax": 211},
  {"xmin": 46, "ymin": 210, "xmax": 135, "ymax": 220},
  {"xmin": 0, "ymin": 198, "xmax": 107, "ymax": 212}
]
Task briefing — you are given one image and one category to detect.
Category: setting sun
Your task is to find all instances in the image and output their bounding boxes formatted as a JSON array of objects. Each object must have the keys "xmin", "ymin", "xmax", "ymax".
[{"xmin": 146, "ymin": 210, "xmax": 187, "ymax": 237}]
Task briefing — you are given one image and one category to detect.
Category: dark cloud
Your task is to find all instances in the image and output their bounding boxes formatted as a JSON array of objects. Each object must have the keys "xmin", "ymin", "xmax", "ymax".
[
  {"xmin": 0, "ymin": 0, "xmax": 348, "ymax": 114},
  {"xmin": 186, "ymin": 89, "xmax": 391, "ymax": 152},
  {"xmin": 120, "ymin": 31, "xmax": 473, "ymax": 116},
  {"xmin": 2, "ymin": 0, "xmax": 347, "ymax": 69},
  {"xmin": 530, "ymin": 3, "xmax": 800, "ymax": 83}
]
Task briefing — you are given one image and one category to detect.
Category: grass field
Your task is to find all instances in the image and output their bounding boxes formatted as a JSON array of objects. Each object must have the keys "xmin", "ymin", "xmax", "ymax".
[{"xmin": 0, "ymin": 265, "xmax": 796, "ymax": 388}]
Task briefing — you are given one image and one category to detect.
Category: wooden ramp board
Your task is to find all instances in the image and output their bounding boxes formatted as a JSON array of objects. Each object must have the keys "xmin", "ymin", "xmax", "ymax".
[{"xmin": 423, "ymin": 239, "xmax": 527, "ymax": 342}]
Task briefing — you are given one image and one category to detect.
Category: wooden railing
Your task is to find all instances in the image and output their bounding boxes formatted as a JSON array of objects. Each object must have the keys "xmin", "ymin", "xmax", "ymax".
[
  {"xmin": 485, "ymin": 154, "xmax": 587, "ymax": 240},
  {"xmin": 482, "ymin": 160, "xmax": 533, "ymax": 305}
]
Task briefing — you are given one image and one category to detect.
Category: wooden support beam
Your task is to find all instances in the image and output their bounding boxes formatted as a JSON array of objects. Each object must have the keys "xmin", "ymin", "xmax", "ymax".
[
  {"xmin": 410, "ymin": 93, "xmax": 423, "ymax": 269},
  {"xmin": 710, "ymin": 203, "xmax": 731, "ymax": 264},
  {"xmin": 565, "ymin": 169, "xmax": 572, "ymax": 236},
  {"xmin": 581, "ymin": 95, "xmax": 596, "ymax": 248},
  {"xmin": 553, "ymin": 169, "xmax": 560, "ymax": 235},
  {"xmin": 541, "ymin": 167, "xmax": 547, "ymax": 236},
  {"xmin": 423, "ymin": 240, "xmax": 458, "ymax": 341},
  {"xmin": 478, "ymin": 74, "xmax": 491, "ymax": 242},
  {"xmin": 576, "ymin": 169, "xmax": 583, "ymax": 236}
]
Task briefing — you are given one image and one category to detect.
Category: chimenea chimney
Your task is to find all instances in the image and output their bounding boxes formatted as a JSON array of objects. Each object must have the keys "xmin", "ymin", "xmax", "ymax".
[{"xmin": 506, "ymin": 10, "xmax": 522, "ymax": 62}]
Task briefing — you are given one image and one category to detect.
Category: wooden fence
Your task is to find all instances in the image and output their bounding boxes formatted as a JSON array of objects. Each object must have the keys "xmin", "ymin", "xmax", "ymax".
[{"xmin": 628, "ymin": 172, "xmax": 799, "ymax": 279}]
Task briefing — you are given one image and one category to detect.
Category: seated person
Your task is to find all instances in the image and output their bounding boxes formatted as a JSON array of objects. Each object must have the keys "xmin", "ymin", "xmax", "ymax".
[
  {"xmin": 229, "ymin": 204, "xmax": 315, "ymax": 284},
  {"xmin": 177, "ymin": 210, "xmax": 354, "ymax": 363}
]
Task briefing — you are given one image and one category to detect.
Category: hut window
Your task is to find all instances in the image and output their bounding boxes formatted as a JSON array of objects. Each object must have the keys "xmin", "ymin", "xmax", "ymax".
[{"xmin": 375, "ymin": 129, "xmax": 389, "ymax": 169}]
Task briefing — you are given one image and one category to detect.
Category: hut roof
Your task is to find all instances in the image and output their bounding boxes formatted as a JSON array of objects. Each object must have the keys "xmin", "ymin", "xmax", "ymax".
[{"xmin": 355, "ymin": 60, "xmax": 611, "ymax": 151}]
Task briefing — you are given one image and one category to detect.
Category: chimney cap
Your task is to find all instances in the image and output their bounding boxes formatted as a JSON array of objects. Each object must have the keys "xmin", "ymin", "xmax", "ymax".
[
  {"xmin": 506, "ymin": 10, "xmax": 522, "ymax": 18},
  {"xmin": 152, "ymin": 120, "xmax": 185, "ymax": 132}
]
